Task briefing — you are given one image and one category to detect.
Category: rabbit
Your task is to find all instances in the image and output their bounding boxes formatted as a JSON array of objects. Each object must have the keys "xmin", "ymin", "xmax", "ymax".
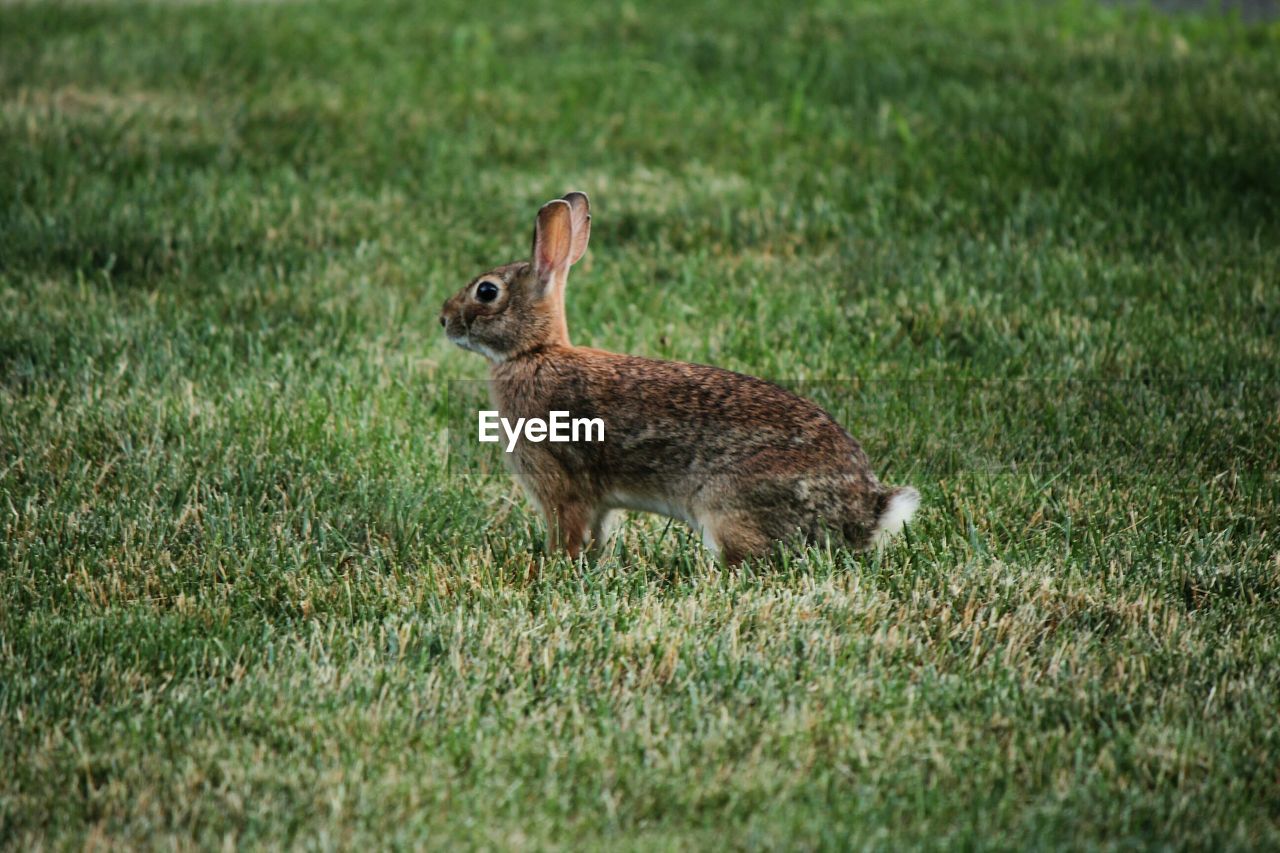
[{"xmin": 439, "ymin": 191, "xmax": 919, "ymax": 568}]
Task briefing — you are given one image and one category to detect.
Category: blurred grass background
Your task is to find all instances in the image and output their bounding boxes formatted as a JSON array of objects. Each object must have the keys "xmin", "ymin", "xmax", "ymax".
[{"xmin": 2, "ymin": 0, "xmax": 1279, "ymax": 847}]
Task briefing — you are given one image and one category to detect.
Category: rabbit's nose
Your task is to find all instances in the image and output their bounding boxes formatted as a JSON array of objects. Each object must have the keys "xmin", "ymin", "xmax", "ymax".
[{"xmin": 438, "ymin": 314, "xmax": 446, "ymax": 328}]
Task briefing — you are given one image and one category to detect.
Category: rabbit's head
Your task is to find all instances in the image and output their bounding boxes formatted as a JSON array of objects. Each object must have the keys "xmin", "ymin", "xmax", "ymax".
[{"xmin": 440, "ymin": 192, "xmax": 590, "ymax": 362}]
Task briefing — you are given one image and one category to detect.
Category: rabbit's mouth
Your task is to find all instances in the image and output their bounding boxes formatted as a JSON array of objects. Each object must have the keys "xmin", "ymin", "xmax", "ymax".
[
  {"xmin": 447, "ymin": 331, "xmax": 475, "ymax": 352},
  {"xmin": 448, "ymin": 331, "xmax": 506, "ymax": 364}
]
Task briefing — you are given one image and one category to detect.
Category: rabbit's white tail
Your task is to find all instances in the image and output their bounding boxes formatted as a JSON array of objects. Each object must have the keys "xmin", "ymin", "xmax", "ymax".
[{"xmin": 871, "ymin": 486, "xmax": 920, "ymax": 548}]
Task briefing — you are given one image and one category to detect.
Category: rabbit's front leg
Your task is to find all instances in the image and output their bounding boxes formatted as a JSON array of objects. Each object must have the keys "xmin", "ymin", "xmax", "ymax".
[
  {"xmin": 523, "ymin": 499, "xmax": 591, "ymax": 581},
  {"xmin": 541, "ymin": 500, "xmax": 592, "ymax": 562}
]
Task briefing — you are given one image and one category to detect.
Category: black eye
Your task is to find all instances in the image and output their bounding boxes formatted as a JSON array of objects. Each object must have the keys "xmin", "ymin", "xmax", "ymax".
[{"xmin": 475, "ymin": 281, "xmax": 500, "ymax": 303}]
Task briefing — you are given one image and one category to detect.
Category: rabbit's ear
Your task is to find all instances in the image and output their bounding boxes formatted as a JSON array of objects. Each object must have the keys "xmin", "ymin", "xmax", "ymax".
[
  {"xmin": 532, "ymin": 199, "xmax": 573, "ymax": 290},
  {"xmin": 561, "ymin": 191, "xmax": 591, "ymax": 266}
]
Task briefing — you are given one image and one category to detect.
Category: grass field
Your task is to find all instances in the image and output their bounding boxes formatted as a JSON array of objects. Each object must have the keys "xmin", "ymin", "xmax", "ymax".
[{"xmin": 3, "ymin": 0, "xmax": 1279, "ymax": 848}]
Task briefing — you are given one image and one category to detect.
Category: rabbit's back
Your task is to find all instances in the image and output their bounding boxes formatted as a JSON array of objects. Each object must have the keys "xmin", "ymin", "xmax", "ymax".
[{"xmin": 493, "ymin": 347, "xmax": 865, "ymax": 466}]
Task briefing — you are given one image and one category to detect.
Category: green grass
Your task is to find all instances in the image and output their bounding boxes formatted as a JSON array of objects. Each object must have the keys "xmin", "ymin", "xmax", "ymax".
[{"xmin": 2, "ymin": 0, "xmax": 1279, "ymax": 847}]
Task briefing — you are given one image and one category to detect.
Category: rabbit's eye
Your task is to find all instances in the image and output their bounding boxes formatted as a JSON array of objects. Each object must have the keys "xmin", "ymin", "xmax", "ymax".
[{"xmin": 475, "ymin": 281, "xmax": 500, "ymax": 303}]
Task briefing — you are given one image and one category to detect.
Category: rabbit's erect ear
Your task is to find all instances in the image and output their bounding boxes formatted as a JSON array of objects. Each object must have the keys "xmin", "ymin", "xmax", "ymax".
[
  {"xmin": 561, "ymin": 191, "xmax": 591, "ymax": 266},
  {"xmin": 532, "ymin": 199, "xmax": 573, "ymax": 290}
]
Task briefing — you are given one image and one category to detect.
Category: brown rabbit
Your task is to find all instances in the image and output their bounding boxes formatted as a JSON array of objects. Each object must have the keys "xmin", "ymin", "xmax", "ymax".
[{"xmin": 440, "ymin": 192, "xmax": 919, "ymax": 567}]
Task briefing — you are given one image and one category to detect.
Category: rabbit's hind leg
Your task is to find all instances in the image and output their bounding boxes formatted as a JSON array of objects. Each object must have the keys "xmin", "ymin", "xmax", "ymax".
[
  {"xmin": 586, "ymin": 508, "xmax": 623, "ymax": 558},
  {"xmin": 698, "ymin": 509, "xmax": 773, "ymax": 567}
]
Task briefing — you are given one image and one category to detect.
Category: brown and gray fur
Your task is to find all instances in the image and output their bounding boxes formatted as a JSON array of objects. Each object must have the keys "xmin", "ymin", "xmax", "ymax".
[{"xmin": 440, "ymin": 192, "xmax": 919, "ymax": 568}]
